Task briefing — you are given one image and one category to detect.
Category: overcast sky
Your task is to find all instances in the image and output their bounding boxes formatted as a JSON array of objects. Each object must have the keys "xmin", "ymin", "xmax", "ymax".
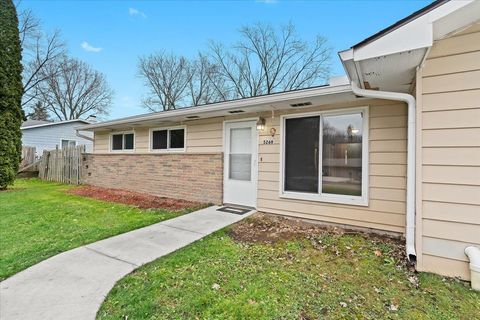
[{"xmin": 19, "ymin": 0, "xmax": 432, "ymax": 120}]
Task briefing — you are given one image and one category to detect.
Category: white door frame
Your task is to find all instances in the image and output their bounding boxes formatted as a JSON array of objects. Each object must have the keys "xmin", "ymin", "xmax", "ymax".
[{"xmin": 223, "ymin": 118, "xmax": 259, "ymax": 208}]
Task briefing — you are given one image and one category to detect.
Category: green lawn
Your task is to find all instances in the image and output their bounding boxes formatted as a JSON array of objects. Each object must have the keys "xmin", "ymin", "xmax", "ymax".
[
  {"xmin": 0, "ymin": 179, "xmax": 188, "ymax": 280},
  {"xmin": 98, "ymin": 216, "xmax": 480, "ymax": 320}
]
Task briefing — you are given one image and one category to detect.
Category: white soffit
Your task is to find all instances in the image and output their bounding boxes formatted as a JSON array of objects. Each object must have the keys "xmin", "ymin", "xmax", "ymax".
[{"xmin": 358, "ymin": 49, "xmax": 426, "ymax": 92}]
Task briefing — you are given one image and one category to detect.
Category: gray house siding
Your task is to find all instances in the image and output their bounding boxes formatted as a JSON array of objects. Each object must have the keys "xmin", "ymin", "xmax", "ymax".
[{"xmin": 22, "ymin": 121, "xmax": 93, "ymax": 156}]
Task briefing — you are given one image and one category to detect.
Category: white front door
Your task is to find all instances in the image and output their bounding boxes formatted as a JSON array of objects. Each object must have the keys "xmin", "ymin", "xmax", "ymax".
[{"xmin": 224, "ymin": 120, "xmax": 258, "ymax": 208}]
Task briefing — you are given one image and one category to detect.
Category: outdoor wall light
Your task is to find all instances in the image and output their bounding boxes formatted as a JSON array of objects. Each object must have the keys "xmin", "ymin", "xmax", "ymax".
[{"xmin": 256, "ymin": 117, "xmax": 266, "ymax": 131}]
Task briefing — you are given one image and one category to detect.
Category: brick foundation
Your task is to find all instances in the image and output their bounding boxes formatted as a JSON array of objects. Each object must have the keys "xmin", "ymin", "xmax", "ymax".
[{"xmin": 82, "ymin": 153, "xmax": 223, "ymax": 204}]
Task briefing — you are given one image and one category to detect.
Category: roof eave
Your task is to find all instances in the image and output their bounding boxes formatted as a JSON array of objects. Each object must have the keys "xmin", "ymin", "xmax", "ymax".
[
  {"xmin": 21, "ymin": 119, "xmax": 90, "ymax": 130},
  {"xmin": 78, "ymin": 84, "xmax": 353, "ymax": 131}
]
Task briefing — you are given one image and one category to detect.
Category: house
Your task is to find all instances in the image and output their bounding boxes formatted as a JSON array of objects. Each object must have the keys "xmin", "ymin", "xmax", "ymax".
[
  {"xmin": 21, "ymin": 119, "xmax": 94, "ymax": 157},
  {"xmin": 78, "ymin": 0, "xmax": 480, "ymax": 281}
]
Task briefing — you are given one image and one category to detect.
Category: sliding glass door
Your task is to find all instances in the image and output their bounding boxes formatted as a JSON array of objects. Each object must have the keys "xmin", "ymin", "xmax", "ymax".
[{"xmin": 282, "ymin": 108, "xmax": 368, "ymax": 206}]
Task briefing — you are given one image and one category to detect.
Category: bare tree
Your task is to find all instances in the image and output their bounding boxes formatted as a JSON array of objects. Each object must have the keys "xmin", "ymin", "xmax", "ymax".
[
  {"xmin": 208, "ymin": 22, "xmax": 331, "ymax": 97},
  {"xmin": 17, "ymin": 5, "xmax": 66, "ymax": 109},
  {"xmin": 138, "ymin": 52, "xmax": 194, "ymax": 111},
  {"xmin": 188, "ymin": 54, "xmax": 230, "ymax": 106},
  {"xmin": 139, "ymin": 22, "xmax": 330, "ymax": 111},
  {"xmin": 36, "ymin": 57, "xmax": 113, "ymax": 120}
]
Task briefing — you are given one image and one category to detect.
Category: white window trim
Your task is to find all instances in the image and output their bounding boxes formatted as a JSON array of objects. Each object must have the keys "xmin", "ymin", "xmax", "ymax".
[
  {"xmin": 279, "ymin": 106, "xmax": 369, "ymax": 206},
  {"xmin": 109, "ymin": 131, "xmax": 135, "ymax": 152},
  {"xmin": 149, "ymin": 125, "xmax": 186, "ymax": 153},
  {"xmin": 59, "ymin": 139, "xmax": 77, "ymax": 148}
]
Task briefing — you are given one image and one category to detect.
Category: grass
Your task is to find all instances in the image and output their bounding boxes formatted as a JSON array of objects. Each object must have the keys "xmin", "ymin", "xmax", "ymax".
[
  {"xmin": 98, "ymin": 226, "xmax": 480, "ymax": 319},
  {"xmin": 0, "ymin": 178, "xmax": 188, "ymax": 280}
]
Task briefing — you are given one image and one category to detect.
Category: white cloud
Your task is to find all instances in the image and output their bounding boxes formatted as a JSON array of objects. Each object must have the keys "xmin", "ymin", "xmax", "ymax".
[
  {"xmin": 81, "ymin": 41, "xmax": 102, "ymax": 53},
  {"xmin": 128, "ymin": 7, "xmax": 147, "ymax": 18}
]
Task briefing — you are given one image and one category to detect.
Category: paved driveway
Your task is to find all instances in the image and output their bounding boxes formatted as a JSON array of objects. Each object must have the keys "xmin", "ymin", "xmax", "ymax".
[{"xmin": 0, "ymin": 206, "xmax": 254, "ymax": 320}]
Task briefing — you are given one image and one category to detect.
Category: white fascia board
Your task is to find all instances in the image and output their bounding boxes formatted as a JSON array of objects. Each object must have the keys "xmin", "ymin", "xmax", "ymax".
[
  {"xmin": 338, "ymin": 49, "xmax": 353, "ymax": 61},
  {"xmin": 354, "ymin": 16, "xmax": 433, "ymax": 61},
  {"xmin": 433, "ymin": 1, "xmax": 480, "ymax": 40},
  {"xmin": 353, "ymin": 0, "xmax": 474, "ymax": 61}
]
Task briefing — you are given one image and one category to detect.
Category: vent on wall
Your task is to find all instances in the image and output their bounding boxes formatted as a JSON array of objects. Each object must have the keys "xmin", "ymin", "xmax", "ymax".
[
  {"xmin": 289, "ymin": 102, "xmax": 312, "ymax": 107},
  {"xmin": 186, "ymin": 115, "xmax": 200, "ymax": 119},
  {"xmin": 228, "ymin": 110, "xmax": 245, "ymax": 114}
]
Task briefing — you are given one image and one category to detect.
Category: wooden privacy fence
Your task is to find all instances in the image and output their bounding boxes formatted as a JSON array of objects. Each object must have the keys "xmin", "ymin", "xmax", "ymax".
[
  {"xmin": 21, "ymin": 146, "xmax": 36, "ymax": 169},
  {"xmin": 38, "ymin": 145, "xmax": 86, "ymax": 184}
]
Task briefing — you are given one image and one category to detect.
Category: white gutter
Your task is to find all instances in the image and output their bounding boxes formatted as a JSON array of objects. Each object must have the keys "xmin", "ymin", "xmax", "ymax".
[
  {"xmin": 465, "ymin": 246, "xmax": 480, "ymax": 291},
  {"xmin": 351, "ymin": 81, "xmax": 417, "ymax": 261},
  {"xmin": 75, "ymin": 130, "xmax": 94, "ymax": 142}
]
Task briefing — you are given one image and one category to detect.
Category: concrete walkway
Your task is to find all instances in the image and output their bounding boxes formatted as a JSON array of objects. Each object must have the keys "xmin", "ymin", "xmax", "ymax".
[{"xmin": 0, "ymin": 206, "xmax": 254, "ymax": 320}]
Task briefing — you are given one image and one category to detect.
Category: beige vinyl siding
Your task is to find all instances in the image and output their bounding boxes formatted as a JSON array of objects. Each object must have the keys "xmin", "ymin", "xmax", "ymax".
[
  {"xmin": 92, "ymin": 118, "xmax": 223, "ymax": 154},
  {"xmin": 255, "ymin": 99, "xmax": 408, "ymax": 234},
  {"xmin": 417, "ymin": 22, "xmax": 480, "ymax": 280},
  {"xmin": 91, "ymin": 98, "xmax": 408, "ymax": 235}
]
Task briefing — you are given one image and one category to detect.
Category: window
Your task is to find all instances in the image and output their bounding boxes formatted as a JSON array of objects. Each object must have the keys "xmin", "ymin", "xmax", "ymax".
[
  {"xmin": 282, "ymin": 108, "xmax": 368, "ymax": 206},
  {"xmin": 229, "ymin": 127, "xmax": 252, "ymax": 181},
  {"xmin": 150, "ymin": 127, "xmax": 185, "ymax": 151},
  {"xmin": 111, "ymin": 133, "xmax": 134, "ymax": 151},
  {"xmin": 61, "ymin": 139, "xmax": 76, "ymax": 148}
]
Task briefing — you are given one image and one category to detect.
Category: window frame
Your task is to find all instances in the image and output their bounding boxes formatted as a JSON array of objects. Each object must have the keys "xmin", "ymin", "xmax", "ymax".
[
  {"xmin": 60, "ymin": 139, "xmax": 77, "ymax": 149},
  {"xmin": 279, "ymin": 106, "xmax": 369, "ymax": 206},
  {"xmin": 149, "ymin": 125, "xmax": 186, "ymax": 152},
  {"xmin": 109, "ymin": 131, "xmax": 135, "ymax": 152}
]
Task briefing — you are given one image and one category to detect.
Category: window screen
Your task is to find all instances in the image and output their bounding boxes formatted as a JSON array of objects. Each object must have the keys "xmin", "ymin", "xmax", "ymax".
[
  {"xmin": 284, "ymin": 116, "xmax": 319, "ymax": 193},
  {"xmin": 169, "ymin": 129, "xmax": 185, "ymax": 149},
  {"xmin": 112, "ymin": 134, "xmax": 123, "ymax": 150},
  {"xmin": 124, "ymin": 133, "xmax": 134, "ymax": 150},
  {"xmin": 322, "ymin": 113, "xmax": 363, "ymax": 196},
  {"xmin": 152, "ymin": 130, "xmax": 167, "ymax": 149}
]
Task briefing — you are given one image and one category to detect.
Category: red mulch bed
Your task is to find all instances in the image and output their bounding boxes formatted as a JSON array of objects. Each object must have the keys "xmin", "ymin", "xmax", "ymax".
[{"xmin": 68, "ymin": 186, "xmax": 205, "ymax": 211}]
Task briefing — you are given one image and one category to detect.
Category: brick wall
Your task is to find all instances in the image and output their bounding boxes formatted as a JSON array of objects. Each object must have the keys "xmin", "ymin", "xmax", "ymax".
[{"xmin": 82, "ymin": 153, "xmax": 223, "ymax": 204}]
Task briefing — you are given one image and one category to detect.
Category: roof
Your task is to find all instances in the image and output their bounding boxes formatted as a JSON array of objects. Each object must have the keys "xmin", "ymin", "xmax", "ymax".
[
  {"xmin": 79, "ymin": 81, "xmax": 354, "ymax": 131},
  {"xmin": 21, "ymin": 119, "xmax": 91, "ymax": 130},
  {"xmin": 352, "ymin": 0, "xmax": 449, "ymax": 49},
  {"xmin": 21, "ymin": 119, "xmax": 51, "ymax": 128},
  {"xmin": 339, "ymin": 0, "xmax": 478, "ymax": 93}
]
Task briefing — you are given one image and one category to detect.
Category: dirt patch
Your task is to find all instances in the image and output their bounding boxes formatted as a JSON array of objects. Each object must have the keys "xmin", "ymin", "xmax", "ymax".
[
  {"xmin": 68, "ymin": 186, "xmax": 205, "ymax": 211},
  {"xmin": 228, "ymin": 212, "xmax": 333, "ymax": 244},
  {"xmin": 228, "ymin": 212, "xmax": 410, "ymax": 269}
]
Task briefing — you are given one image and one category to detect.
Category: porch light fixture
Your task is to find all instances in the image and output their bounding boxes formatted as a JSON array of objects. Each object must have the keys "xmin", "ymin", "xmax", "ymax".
[{"xmin": 256, "ymin": 117, "xmax": 266, "ymax": 131}]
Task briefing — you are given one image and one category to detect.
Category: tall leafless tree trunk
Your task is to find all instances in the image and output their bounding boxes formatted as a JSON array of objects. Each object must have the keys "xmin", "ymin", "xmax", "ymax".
[{"xmin": 36, "ymin": 57, "xmax": 113, "ymax": 120}]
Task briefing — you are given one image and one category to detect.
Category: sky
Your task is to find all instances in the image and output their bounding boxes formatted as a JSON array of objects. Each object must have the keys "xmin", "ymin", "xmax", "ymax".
[{"xmin": 19, "ymin": 0, "xmax": 433, "ymax": 120}]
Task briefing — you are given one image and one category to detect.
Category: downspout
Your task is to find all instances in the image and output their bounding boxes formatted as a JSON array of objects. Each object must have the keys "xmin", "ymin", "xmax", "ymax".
[
  {"xmin": 465, "ymin": 246, "xmax": 480, "ymax": 291},
  {"xmin": 76, "ymin": 130, "xmax": 94, "ymax": 142},
  {"xmin": 350, "ymin": 81, "xmax": 417, "ymax": 261}
]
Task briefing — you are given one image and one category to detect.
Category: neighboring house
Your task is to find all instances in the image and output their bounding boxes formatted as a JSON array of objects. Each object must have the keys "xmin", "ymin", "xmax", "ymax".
[
  {"xmin": 21, "ymin": 119, "xmax": 94, "ymax": 157},
  {"xmin": 78, "ymin": 0, "xmax": 480, "ymax": 281}
]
